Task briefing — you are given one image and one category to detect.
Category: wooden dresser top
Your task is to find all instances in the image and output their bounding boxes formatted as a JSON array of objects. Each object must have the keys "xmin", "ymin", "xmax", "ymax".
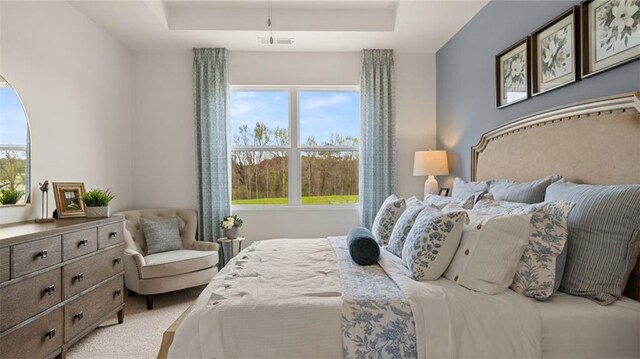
[{"xmin": 0, "ymin": 216, "xmax": 124, "ymax": 247}]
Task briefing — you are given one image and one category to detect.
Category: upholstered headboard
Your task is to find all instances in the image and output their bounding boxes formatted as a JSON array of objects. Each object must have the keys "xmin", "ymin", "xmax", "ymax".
[{"xmin": 471, "ymin": 92, "xmax": 640, "ymax": 301}]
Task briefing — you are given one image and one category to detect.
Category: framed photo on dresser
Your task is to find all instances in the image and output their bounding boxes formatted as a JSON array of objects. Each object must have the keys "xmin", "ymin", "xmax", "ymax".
[
  {"xmin": 496, "ymin": 37, "xmax": 531, "ymax": 108},
  {"xmin": 581, "ymin": 0, "xmax": 640, "ymax": 77},
  {"xmin": 532, "ymin": 7, "xmax": 581, "ymax": 95},
  {"xmin": 53, "ymin": 182, "xmax": 86, "ymax": 218}
]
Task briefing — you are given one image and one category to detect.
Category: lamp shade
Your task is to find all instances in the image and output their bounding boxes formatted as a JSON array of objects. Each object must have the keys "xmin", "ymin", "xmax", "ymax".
[{"xmin": 413, "ymin": 150, "xmax": 449, "ymax": 176}]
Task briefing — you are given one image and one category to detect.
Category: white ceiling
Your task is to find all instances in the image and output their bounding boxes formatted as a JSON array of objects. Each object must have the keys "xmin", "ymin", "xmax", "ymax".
[{"xmin": 69, "ymin": 0, "xmax": 488, "ymax": 53}]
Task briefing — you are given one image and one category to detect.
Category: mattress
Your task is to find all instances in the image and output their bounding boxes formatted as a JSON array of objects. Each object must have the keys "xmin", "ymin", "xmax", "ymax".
[{"xmin": 538, "ymin": 292, "xmax": 640, "ymax": 358}]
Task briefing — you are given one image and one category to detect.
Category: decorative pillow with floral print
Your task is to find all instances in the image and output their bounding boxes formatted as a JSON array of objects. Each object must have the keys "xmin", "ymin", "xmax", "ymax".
[
  {"xmin": 402, "ymin": 207, "xmax": 468, "ymax": 281},
  {"xmin": 371, "ymin": 195, "xmax": 406, "ymax": 246},
  {"xmin": 386, "ymin": 204, "xmax": 428, "ymax": 257},
  {"xmin": 473, "ymin": 198, "xmax": 575, "ymax": 299}
]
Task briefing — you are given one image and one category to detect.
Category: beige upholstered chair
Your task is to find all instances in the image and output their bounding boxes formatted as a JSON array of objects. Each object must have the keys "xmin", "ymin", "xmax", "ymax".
[{"xmin": 115, "ymin": 208, "xmax": 219, "ymax": 309}]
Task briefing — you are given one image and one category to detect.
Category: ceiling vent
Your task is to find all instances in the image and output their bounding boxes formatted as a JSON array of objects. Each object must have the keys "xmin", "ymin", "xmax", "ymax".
[{"xmin": 258, "ymin": 37, "xmax": 294, "ymax": 45}]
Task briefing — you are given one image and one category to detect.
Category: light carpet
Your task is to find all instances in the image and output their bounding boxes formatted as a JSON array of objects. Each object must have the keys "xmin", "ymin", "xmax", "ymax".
[{"xmin": 67, "ymin": 286, "xmax": 205, "ymax": 359}]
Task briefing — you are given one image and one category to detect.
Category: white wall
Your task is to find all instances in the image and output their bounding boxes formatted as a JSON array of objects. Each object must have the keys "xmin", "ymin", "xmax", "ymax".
[
  {"xmin": 0, "ymin": 1, "xmax": 132, "ymax": 224},
  {"xmin": 130, "ymin": 50, "xmax": 436, "ymax": 243}
]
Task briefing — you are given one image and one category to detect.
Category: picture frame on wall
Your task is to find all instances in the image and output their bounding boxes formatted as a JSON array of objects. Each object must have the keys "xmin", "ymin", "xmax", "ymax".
[
  {"xmin": 496, "ymin": 37, "xmax": 531, "ymax": 108},
  {"xmin": 53, "ymin": 182, "xmax": 86, "ymax": 219},
  {"xmin": 581, "ymin": 0, "xmax": 640, "ymax": 77},
  {"xmin": 532, "ymin": 7, "xmax": 581, "ymax": 96}
]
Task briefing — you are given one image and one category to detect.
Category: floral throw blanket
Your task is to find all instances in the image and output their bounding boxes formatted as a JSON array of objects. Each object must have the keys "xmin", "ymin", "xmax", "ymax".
[{"xmin": 329, "ymin": 237, "xmax": 417, "ymax": 359}]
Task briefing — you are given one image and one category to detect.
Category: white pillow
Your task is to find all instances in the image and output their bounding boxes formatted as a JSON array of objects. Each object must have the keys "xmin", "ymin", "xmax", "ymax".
[
  {"xmin": 444, "ymin": 212, "xmax": 531, "ymax": 294},
  {"xmin": 452, "ymin": 177, "xmax": 489, "ymax": 199},
  {"xmin": 402, "ymin": 207, "xmax": 468, "ymax": 281},
  {"xmin": 371, "ymin": 195, "xmax": 406, "ymax": 246}
]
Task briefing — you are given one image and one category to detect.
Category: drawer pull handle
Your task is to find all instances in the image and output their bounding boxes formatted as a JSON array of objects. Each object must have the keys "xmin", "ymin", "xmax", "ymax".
[
  {"xmin": 74, "ymin": 273, "xmax": 84, "ymax": 282},
  {"xmin": 109, "ymin": 232, "xmax": 118, "ymax": 239},
  {"xmin": 43, "ymin": 285, "xmax": 55, "ymax": 295},
  {"xmin": 45, "ymin": 328, "xmax": 56, "ymax": 339},
  {"xmin": 75, "ymin": 311, "xmax": 84, "ymax": 321},
  {"xmin": 113, "ymin": 257, "xmax": 122, "ymax": 265},
  {"xmin": 114, "ymin": 289, "xmax": 122, "ymax": 297},
  {"xmin": 78, "ymin": 239, "xmax": 89, "ymax": 247},
  {"xmin": 35, "ymin": 249, "xmax": 48, "ymax": 259}
]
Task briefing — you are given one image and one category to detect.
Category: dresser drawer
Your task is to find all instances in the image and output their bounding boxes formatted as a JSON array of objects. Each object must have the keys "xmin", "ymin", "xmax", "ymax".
[
  {"xmin": 62, "ymin": 245, "xmax": 124, "ymax": 299},
  {"xmin": 12, "ymin": 236, "xmax": 62, "ymax": 278},
  {"xmin": 62, "ymin": 227, "xmax": 98, "ymax": 261},
  {"xmin": 0, "ymin": 307, "xmax": 63, "ymax": 359},
  {"xmin": 64, "ymin": 275, "xmax": 123, "ymax": 341},
  {"xmin": 0, "ymin": 268, "xmax": 62, "ymax": 332},
  {"xmin": 1, "ymin": 247, "xmax": 10, "ymax": 283},
  {"xmin": 98, "ymin": 222, "xmax": 123, "ymax": 249}
]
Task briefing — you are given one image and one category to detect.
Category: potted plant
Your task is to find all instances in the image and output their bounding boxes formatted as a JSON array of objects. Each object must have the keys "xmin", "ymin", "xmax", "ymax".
[
  {"xmin": 220, "ymin": 214, "xmax": 243, "ymax": 239},
  {"xmin": 0, "ymin": 188, "xmax": 23, "ymax": 205},
  {"xmin": 81, "ymin": 188, "xmax": 115, "ymax": 218}
]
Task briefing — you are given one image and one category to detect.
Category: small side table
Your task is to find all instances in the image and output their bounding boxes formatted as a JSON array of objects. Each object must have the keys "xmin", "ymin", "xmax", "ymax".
[{"xmin": 217, "ymin": 237, "xmax": 246, "ymax": 268}]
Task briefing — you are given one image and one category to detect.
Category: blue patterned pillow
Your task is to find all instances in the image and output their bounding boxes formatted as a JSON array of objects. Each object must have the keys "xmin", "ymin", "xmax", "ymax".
[
  {"xmin": 371, "ymin": 195, "xmax": 406, "ymax": 246},
  {"xmin": 386, "ymin": 204, "xmax": 427, "ymax": 257},
  {"xmin": 545, "ymin": 181, "xmax": 640, "ymax": 305},
  {"xmin": 473, "ymin": 198, "xmax": 574, "ymax": 299},
  {"xmin": 402, "ymin": 208, "xmax": 467, "ymax": 281}
]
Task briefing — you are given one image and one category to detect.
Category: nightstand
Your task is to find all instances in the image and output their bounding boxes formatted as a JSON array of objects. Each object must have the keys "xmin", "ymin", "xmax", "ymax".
[{"xmin": 217, "ymin": 237, "xmax": 246, "ymax": 267}]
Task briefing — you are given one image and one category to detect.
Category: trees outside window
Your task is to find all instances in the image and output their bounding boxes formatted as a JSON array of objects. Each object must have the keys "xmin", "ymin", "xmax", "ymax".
[{"xmin": 230, "ymin": 88, "xmax": 359, "ymax": 206}]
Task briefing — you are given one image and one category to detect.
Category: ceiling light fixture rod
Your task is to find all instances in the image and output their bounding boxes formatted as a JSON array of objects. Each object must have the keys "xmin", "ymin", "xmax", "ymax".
[{"xmin": 267, "ymin": 0, "xmax": 273, "ymax": 44}]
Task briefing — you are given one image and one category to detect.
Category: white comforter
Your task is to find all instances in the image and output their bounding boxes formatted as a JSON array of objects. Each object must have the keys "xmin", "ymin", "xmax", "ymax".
[{"xmin": 168, "ymin": 238, "xmax": 541, "ymax": 358}]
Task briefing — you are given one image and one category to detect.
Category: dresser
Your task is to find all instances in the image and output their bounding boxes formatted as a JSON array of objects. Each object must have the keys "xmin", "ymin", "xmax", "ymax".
[{"xmin": 0, "ymin": 216, "xmax": 125, "ymax": 359}]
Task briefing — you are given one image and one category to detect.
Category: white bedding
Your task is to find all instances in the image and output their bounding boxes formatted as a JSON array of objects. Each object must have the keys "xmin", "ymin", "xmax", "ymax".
[
  {"xmin": 537, "ymin": 293, "xmax": 640, "ymax": 358},
  {"xmin": 168, "ymin": 238, "xmax": 638, "ymax": 358}
]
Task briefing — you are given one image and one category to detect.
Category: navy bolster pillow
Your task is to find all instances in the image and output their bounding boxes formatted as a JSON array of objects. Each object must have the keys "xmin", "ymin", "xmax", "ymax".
[{"xmin": 347, "ymin": 226, "xmax": 380, "ymax": 265}]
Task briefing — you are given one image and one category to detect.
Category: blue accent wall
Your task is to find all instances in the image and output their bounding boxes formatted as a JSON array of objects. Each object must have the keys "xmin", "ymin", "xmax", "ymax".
[{"xmin": 436, "ymin": 0, "xmax": 640, "ymax": 182}]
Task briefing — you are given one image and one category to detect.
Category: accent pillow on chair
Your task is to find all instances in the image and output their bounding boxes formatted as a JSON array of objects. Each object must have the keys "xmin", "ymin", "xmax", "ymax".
[
  {"xmin": 473, "ymin": 198, "xmax": 574, "ymax": 299},
  {"xmin": 140, "ymin": 217, "xmax": 184, "ymax": 255},
  {"xmin": 402, "ymin": 207, "xmax": 468, "ymax": 281},
  {"xmin": 444, "ymin": 212, "xmax": 531, "ymax": 294},
  {"xmin": 371, "ymin": 195, "xmax": 406, "ymax": 246}
]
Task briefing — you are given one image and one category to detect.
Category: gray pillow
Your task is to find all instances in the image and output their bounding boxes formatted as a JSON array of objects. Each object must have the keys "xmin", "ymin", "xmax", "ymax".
[
  {"xmin": 452, "ymin": 177, "xmax": 489, "ymax": 199},
  {"xmin": 140, "ymin": 217, "xmax": 184, "ymax": 255},
  {"xmin": 490, "ymin": 175, "xmax": 562, "ymax": 203},
  {"xmin": 546, "ymin": 181, "xmax": 640, "ymax": 305}
]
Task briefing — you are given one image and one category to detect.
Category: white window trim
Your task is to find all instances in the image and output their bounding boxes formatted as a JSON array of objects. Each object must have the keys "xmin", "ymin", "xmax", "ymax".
[{"xmin": 230, "ymin": 85, "xmax": 360, "ymax": 209}]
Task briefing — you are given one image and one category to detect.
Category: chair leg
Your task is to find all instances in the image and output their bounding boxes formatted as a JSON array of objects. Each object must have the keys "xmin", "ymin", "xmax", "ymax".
[
  {"xmin": 127, "ymin": 289, "xmax": 136, "ymax": 297},
  {"xmin": 146, "ymin": 295, "xmax": 154, "ymax": 310}
]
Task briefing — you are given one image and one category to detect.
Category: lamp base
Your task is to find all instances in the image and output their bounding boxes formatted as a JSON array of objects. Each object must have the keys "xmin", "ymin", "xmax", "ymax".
[{"xmin": 424, "ymin": 175, "xmax": 439, "ymax": 197}]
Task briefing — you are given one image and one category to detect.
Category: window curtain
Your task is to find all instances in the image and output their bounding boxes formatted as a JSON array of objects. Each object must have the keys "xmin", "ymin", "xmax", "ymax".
[
  {"xmin": 193, "ymin": 48, "xmax": 231, "ymax": 241},
  {"xmin": 359, "ymin": 49, "xmax": 396, "ymax": 228}
]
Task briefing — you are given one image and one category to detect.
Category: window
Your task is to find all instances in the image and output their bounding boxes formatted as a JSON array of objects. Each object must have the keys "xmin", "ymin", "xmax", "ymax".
[{"xmin": 230, "ymin": 87, "xmax": 360, "ymax": 206}]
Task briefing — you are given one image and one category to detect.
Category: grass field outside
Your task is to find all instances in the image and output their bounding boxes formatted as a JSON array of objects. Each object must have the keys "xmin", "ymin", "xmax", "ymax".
[{"xmin": 232, "ymin": 195, "xmax": 358, "ymax": 205}]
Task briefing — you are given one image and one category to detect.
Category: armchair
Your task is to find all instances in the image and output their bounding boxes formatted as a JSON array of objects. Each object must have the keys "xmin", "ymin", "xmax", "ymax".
[{"xmin": 114, "ymin": 208, "xmax": 219, "ymax": 309}]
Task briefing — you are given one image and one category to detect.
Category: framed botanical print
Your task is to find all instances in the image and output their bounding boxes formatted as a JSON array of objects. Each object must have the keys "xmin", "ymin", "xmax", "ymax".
[
  {"xmin": 532, "ymin": 7, "xmax": 581, "ymax": 96},
  {"xmin": 496, "ymin": 37, "xmax": 531, "ymax": 108},
  {"xmin": 581, "ymin": 0, "xmax": 640, "ymax": 77},
  {"xmin": 53, "ymin": 182, "xmax": 86, "ymax": 218}
]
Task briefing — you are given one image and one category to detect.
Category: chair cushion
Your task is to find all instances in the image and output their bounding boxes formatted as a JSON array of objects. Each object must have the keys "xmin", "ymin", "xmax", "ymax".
[
  {"xmin": 141, "ymin": 250, "xmax": 218, "ymax": 279},
  {"xmin": 140, "ymin": 217, "xmax": 184, "ymax": 255}
]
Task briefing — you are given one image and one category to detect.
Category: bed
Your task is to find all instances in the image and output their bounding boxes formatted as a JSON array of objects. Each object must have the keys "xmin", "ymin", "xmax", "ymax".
[{"xmin": 162, "ymin": 92, "xmax": 640, "ymax": 359}]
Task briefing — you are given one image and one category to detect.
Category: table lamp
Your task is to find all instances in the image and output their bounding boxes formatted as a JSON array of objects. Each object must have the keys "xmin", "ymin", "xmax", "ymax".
[{"xmin": 413, "ymin": 150, "xmax": 449, "ymax": 196}]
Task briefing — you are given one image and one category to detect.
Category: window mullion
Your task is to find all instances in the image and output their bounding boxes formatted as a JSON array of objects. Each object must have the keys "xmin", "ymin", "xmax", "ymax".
[{"xmin": 289, "ymin": 88, "xmax": 301, "ymax": 206}]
